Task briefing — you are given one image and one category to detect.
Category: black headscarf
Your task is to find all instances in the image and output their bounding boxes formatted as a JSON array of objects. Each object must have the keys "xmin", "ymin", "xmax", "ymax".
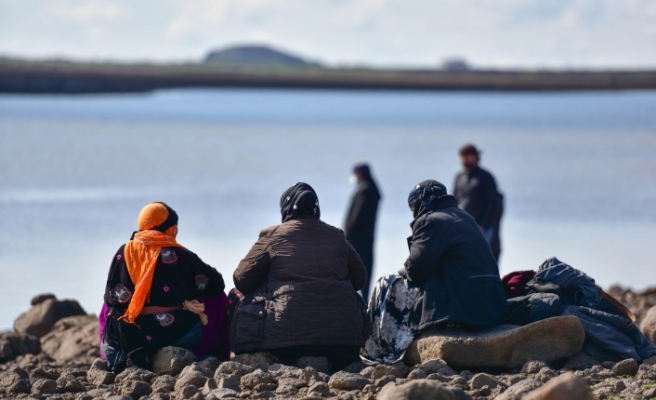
[
  {"xmin": 280, "ymin": 183, "xmax": 321, "ymax": 223},
  {"xmin": 407, "ymin": 179, "xmax": 448, "ymax": 219}
]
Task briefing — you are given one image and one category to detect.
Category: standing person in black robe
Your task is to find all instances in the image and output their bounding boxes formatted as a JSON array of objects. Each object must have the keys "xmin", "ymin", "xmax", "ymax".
[
  {"xmin": 453, "ymin": 144, "xmax": 503, "ymax": 260},
  {"xmin": 344, "ymin": 163, "xmax": 381, "ymax": 302}
]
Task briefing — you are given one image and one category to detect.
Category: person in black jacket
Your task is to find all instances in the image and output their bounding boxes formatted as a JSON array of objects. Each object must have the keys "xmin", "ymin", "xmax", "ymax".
[
  {"xmin": 362, "ymin": 180, "xmax": 507, "ymax": 364},
  {"xmin": 453, "ymin": 144, "xmax": 502, "ymax": 259},
  {"xmin": 344, "ymin": 163, "xmax": 381, "ymax": 302}
]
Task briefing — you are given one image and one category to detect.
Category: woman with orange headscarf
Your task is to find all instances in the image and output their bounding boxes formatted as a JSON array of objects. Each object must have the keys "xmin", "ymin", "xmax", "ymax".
[{"xmin": 101, "ymin": 202, "xmax": 226, "ymax": 373}]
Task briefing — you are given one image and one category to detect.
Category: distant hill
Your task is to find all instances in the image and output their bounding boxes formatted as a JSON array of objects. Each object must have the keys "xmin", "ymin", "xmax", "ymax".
[{"xmin": 204, "ymin": 45, "xmax": 316, "ymax": 67}]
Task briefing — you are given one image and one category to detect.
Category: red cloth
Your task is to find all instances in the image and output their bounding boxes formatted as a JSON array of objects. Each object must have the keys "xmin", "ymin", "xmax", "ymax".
[{"xmin": 501, "ymin": 270, "xmax": 536, "ymax": 299}]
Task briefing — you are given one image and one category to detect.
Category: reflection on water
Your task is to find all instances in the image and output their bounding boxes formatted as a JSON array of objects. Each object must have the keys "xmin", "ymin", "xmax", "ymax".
[{"xmin": 0, "ymin": 89, "xmax": 655, "ymax": 329}]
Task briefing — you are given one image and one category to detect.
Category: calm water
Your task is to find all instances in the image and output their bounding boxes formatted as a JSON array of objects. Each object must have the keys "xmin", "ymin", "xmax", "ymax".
[{"xmin": 1, "ymin": 89, "xmax": 655, "ymax": 330}]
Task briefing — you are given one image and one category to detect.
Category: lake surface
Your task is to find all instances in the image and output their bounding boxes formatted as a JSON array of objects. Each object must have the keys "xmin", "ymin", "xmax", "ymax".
[{"xmin": 1, "ymin": 89, "xmax": 655, "ymax": 330}]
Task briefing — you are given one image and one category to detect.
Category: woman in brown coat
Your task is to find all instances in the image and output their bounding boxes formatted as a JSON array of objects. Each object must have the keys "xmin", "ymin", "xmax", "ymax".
[{"xmin": 231, "ymin": 183, "xmax": 369, "ymax": 371}]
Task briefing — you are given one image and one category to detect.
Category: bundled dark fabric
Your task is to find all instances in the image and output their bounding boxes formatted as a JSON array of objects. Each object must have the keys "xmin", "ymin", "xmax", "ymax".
[
  {"xmin": 280, "ymin": 183, "xmax": 320, "ymax": 223},
  {"xmin": 525, "ymin": 257, "xmax": 656, "ymax": 362},
  {"xmin": 506, "ymin": 293, "xmax": 563, "ymax": 325}
]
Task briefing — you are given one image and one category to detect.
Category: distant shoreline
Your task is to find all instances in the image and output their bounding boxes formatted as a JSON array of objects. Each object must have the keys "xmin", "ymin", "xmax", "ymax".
[{"xmin": 2, "ymin": 58, "xmax": 656, "ymax": 93}]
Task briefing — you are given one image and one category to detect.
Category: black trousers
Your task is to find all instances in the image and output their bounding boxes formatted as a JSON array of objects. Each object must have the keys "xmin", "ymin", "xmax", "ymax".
[{"xmin": 270, "ymin": 345, "xmax": 360, "ymax": 373}]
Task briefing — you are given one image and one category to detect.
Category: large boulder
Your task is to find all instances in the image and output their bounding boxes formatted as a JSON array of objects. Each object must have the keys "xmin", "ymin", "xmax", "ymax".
[
  {"xmin": 405, "ymin": 316, "xmax": 584, "ymax": 370},
  {"xmin": 378, "ymin": 379, "xmax": 472, "ymax": 400},
  {"xmin": 640, "ymin": 305, "xmax": 656, "ymax": 344},
  {"xmin": 14, "ymin": 295, "xmax": 86, "ymax": 338},
  {"xmin": 40, "ymin": 315, "xmax": 99, "ymax": 360}
]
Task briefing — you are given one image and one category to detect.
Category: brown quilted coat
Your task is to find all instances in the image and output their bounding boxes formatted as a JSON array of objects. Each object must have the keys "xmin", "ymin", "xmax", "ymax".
[{"xmin": 231, "ymin": 215, "xmax": 368, "ymax": 353}]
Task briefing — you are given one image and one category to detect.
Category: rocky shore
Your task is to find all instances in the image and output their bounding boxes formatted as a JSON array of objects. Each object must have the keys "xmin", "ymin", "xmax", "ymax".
[{"xmin": 2, "ymin": 287, "xmax": 656, "ymax": 400}]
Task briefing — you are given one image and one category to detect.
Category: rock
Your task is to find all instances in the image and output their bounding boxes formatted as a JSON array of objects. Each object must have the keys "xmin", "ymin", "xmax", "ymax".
[
  {"xmin": 151, "ymin": 375, "xmax": 176, "ymax": 393},
  {"xmin": 267, "ymin": 363, "xmax": 304, "ymax": 380},
  {"xmin": 31, "ymin": 378, "xmax": 57, "ymax": 395},
  {"xmin": 180, "ymin": 363, "xmax": 214, "ymax": 379},
  {"xmin": 215, "ymin": 373, "xmax": 240, "ymax": 392},
  {"xmin": 521, "ymin": 360, "xmax": 549, "ymax": 374},
  {"xmin": 87, "ymin": 368, "xmax": 116, "ymax": 385},
  {"xmin": 1, "ymin": 366, "xmax": 30, "ymax": 392},
  {"xmin": 375, "ymin": 375, "xmax": 396, "ymax": 387},
  {"xmin": 644, "ymin": 355, "xmax": 656, "ymax": 366},
  {"xmin": 295, "ymin": 356, "xmax": 331, "ymax": 374},
  {"xmin": 360, "ymin": 366, "xmax": 375, "ymax": 379},
  {"xmin": 115, "ymin": 367, "xmax": 158, "ymax": 384},
  {"xmin": 328, "ymin": 371, "xmax": 371, "ymax": 391},
  {"xmin": 307, "ymin": 381, "xmax": 330, "ymax": 396},
  {"xmin": 240, "ymin": 370, "xmax": 276, "ymax": 389},
  {"xmin": 407, "ymin": 368, "xmax": 428, "ymax": 379},
  {"xmin": 419, "ymin": 359, "xmax": 455, "ymax": 376},
  {"xmin": 175, "ymin": 370, "xmax": 207, "ymax": 390},
  {"xmin": 31, "ymin": 293, "xmax": 57, "ymax": 306},
  {"xmin": 152, "ymin": 346, "xmax": 197, "ymax": 376},
  {"xmin": 202, "ymin": 378, "xmax": 218, "ymax": 394},
  {"xmin": 469, "ymin": 372, "xmax": 508, "ymax": 390},
  {"xmin": 41, "ymin": 315, "xmax": 100, "ymax": 360},
  {"xmin": 641, "ymin": 305, "xmax": 656, "ymax": 344},
  {"xmin": 198, "ymin": 356, "xmax": 222, "ymax": 371},
  {"xmin": 206, "ymin": 388, "xmax": 239, "ymax": 399},
  {"xmin": 637, "ymin": 363, "xmax": 656, "ymax": 380},
  {"xmin": 406, "ymin": 316, "xmax": 585, "ymax": 370},
  {"xmin": 523, "ymin": 372, "xmax": 592, "ymax": 400},
  {"xmin": 14, "ymin": 297, "xmax": 86, "ymax": 338},
  {"xmin": 232, "ymin": 352, "xmax": 279, "ymax": 368},
  {"xmin": 378, "ymin": 379, "xmax": 472, "ymax": 400},
  {"xmin": 562, "ymin": 352, "xmax": 601, "ymax": 371},
  {"xmin": 275, "ymin": 382, "xmax": 299, "ymax": 396},
  {"xmin": 56, "ymin": 374, "xmax": 85, "ymax": 392},
  {"xmin": 120, "ymin": 380, "xmax": 153, "ymax": 399},
  {"xmin": 107, "ymin": 396, "xmax": 134, "ymax": 400},
  {"xmin": 215, "ymin": 361, "xmax": 254, "ymax": 380},
  {"xmin": 343, "ymin": 361, "xmax": 366, "ymax": 373},
  {"xmin": 30, "ymin": 366, "xmax": 60, "ymax": 381},
  {"xmin": 179, "ymin": 385, "xmax": 199, "ymax": 399},
  {"xmin": 91, "ymin": 357, "xmax": 110, "ymax": 371},
  {"xmin": 534, "ymin": 367, "xmax": 558, "ymax": 383},
  {"xmin": 495, "ymin": 379, "xmax": 543, "ymax": 400},
  {"xmin": 0, "ymin": 332, "xmax": 41, "ymax": 362},
  {"xmin": 372, "ymin": 364, "xmax": 408, "ymax": 379},
  {"xmin": 612, "ymin": 358, "xmax": 639, "ymax": 376}
]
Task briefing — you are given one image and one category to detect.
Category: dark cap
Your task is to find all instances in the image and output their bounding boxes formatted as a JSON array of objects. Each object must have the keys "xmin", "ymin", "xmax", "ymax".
[
  {"xmin": 459, "ymin": 143, "xmax": 481, "ymax": 157},
  {"xmin": 353, "ymin": 163, "xmax": 371, "ymax": 176}
]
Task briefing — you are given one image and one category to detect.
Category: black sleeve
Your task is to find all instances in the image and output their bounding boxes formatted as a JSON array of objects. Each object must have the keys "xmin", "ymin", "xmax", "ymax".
[
  {"xmin": 188, "ymin": 251, "xmax": 225, "ymax": 297},
  {"xmin": 479, "ymin": 172, "xmax": 498, "ymax": 229},
  {"xmin": 104, "ymin": 245, "xmax": 135, "ymax": 311},
  {"xmin": 403, "ymin": 218, "xmax": 449, "ymax": 285}
]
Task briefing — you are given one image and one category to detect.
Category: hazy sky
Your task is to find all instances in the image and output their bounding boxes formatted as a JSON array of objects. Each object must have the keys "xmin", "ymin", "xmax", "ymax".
[{"xmin": 1, "ymin": 0, "xmax": 655, "ymax": 68}]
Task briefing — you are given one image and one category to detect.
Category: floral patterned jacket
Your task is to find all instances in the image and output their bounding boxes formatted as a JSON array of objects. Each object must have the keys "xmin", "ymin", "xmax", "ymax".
[{"xmin": 103, "ymin": 244, "xmax": 224, "ymax": 369}]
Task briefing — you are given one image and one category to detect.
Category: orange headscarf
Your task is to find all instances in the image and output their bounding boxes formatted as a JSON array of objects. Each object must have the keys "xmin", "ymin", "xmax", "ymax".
[{"xmin": 119, "ymin": 202, "xmax": 185, "ymax": 325}]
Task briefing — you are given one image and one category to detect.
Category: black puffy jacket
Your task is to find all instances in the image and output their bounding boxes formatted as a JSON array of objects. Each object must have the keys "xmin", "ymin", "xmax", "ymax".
[{"xmin": 403, "ymin": 195, "xmax": 507, "ymax": 330}]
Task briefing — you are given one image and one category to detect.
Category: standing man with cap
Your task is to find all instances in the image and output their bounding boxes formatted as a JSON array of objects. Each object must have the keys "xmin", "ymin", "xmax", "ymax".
[
  {"xmin": 453, "ymin": 144, "xmax": 503, "ymax": 260},
  {"xmin": 345, "ymin": 163, "xmax": 381, "ymax": 302}
]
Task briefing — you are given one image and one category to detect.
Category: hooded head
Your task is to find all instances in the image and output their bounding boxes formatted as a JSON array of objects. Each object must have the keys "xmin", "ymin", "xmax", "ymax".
[
  {"xmin": 280, "ymin": 183, "xmax": 321, "ymax": 223},
  {"xmin": 136, "ymin": 202, "xmax": 179, "ymax": 238},
  {"xmin": 407, "ymin": 180, "xmax": 448, "ymax": 218}
]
